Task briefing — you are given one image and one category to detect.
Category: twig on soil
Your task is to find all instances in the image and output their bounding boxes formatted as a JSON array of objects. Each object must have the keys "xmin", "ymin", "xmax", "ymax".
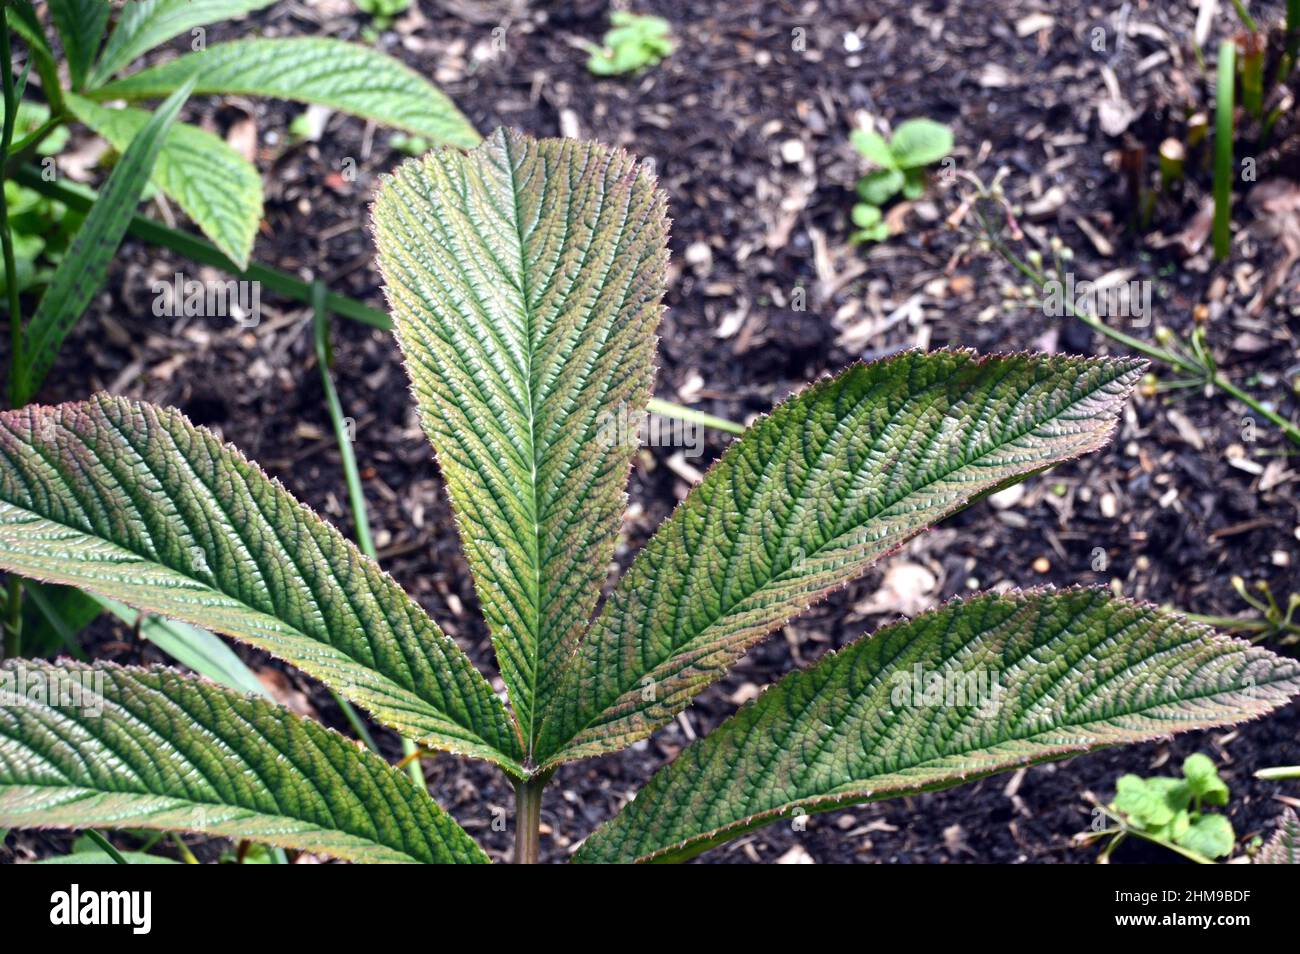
[{"xmin": 958, "ymin": 171, "xmax": 1300, "ymax": 448}]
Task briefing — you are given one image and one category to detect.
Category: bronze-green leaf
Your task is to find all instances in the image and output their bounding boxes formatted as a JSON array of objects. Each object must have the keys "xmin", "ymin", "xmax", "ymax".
[
  {"xmin": 0, "ymin": 396, "xmax": 524, "ymax": 775},
  {"xmin": 576, "ymin": 590, "xmax": 1300, "ymax": 863},
  {"xmin": 373, "ymin": 128, "xmax": 668, "ymax": 754},
  {"xmin": 0, "ymin": 661, "xmax": 487, "ymax": 863}
]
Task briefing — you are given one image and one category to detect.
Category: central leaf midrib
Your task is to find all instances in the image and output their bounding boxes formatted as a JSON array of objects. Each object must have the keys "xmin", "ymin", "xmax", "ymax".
[{"xmin": 501, "ymin": 134, "xmax": 546, "ymax": 756}]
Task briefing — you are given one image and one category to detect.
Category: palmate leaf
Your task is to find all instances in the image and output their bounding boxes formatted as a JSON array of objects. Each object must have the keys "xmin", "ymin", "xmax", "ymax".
[
  {"xmin": 68, "ymin": 94, "xmax": 263, "ymax": 267},
  {"xmin": 93, "ymin": 37, "xmax": 480, "ymax": 149},
  {"xmin": 0, "ymin": 395, "xmax": 524, "ymax": 775},
  {"xmin": 373, "ymin": 128, "xmax": 668, "ymax": 752},
  {"xmin": 88, "ymin": 0, "xmax": 279, "ymax": 88},
  {"xmin": 536, "ymin": 350, "xmax": 1144, "ymax": 766},
  {"xmin": 14, "ymin": 80, "xmax": 192, "ymax": 406},
  {"xmin": 576, "ymin": 590, "xmax": 1300, "ymax": 863},
  {"xmin": 0, "ymin": 662, "xmax": 487, "ymax": 864}
]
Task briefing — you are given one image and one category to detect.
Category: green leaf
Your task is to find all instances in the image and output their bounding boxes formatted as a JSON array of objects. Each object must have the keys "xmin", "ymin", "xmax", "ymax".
[
  {"xmin": 68, "ymin": 94, "xmax": 262, "ymax": 267},
  {"xmin": 888, "ymin": 118, "xmax": 954, "ymax": 169},
  {"xmin": 32, "ymin": 851, "xmax": 182, "ymax": 865},
  {"xmin": 373, "ymin": 128, "xmax": 668, "ymax": 753},
  {"xmin": 1183, "ymin": 753, "xmax": 1229, "ymax": 806},
  {"xmin": 857, "ymin": 167, "xmax": 905, "ymax": 205},
  {"xmin": 537, "ymin": 351, "xmax": 1144, "ymax": 766},
  {"xmin": 93, "ymin": 37, "xmax": 480, "ymax": 149},
  {"xmin": 1113, "ymin": 775, "xmax": 1184, "ymax": 829},
  {"xmin": 48, "ymin": 0, "xmax": 109, "ymax": 90},
  {"xmin": 88, "ymin": 0, "xmax": 278, "ymax": 88},
  {"xmin": 6, "ymin": 0, "xmax": 52, "ymax": 58},
  {"xmin": 1177, "ymin": 813, "xmax": 1235, "ymax": 859},
  {"xmin": 0, "ymin": 395, "xmax": 524, "ymax": 775},
  {"xmin": 850, "ymin": 128, "xmax": 896, "ymax": 168},
  {"xmin": 0, "ymin": 661, "xmax": 488, "ymax": 864},
  {"xmin": 851, "ymin": 203, "xmax": 881, "ymax": 228},
  {"xmin": 1256, "ymin": 808, "xmax": 1300, "ymax": 864},
  {"xmin": 575, "ymin": 589, "xmax": 1300, "ymax": 863},
  {"xmin": 14, "ymin": 80, "xmax": 194, "ymax": 405}
]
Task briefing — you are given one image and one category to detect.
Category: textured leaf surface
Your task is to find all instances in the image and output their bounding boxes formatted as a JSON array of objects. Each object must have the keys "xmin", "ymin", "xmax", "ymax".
[
  {"xmin": 576, "ymin": 590, "xmax": 1300, "ymax": 863},
  {"xmin": 0, "ymin": 662, "xmax": 487, "ymax": 864},
  {"xmin": 15, "ymin": 82, "xmax": 191, "ymax": 405},
  {"xmin": 538, "ymin": 351, "xmax": 1143, "ymax": 765},
  {"xmin": 49, "ymin": 0, "xmax": 109, "ymax": 90},
  {"xmin": 0, "ymin": 396, "xmax": 523, "ymax": 774},
  {"xmin": 94, "ymin": 37, "xmax": 480, "ymax": 148},
  {"xmin": 88, "ymin": 0, "xmax": 278, "ymax": 87},
  {"xmin": 373, "ymin": 128, "xmax": 668, "ymax": 753},
  {"xmin": 69, "ymin": 95, "xmax": 262, "ymax": 267},
  {"xmin": 73, "ymin": 97, "xmax": 260, "ymax": 263},
  {"xmin": 1257, "ymin": 809, "xmax": 1300, "ymax": 864}
]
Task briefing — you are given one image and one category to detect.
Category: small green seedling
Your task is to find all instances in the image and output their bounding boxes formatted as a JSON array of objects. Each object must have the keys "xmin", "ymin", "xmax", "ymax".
[
  {"xmin": 354, "ymin": 0, "xmax": 411, "ymax": 41},
  {"xmin": 1097, "ymin": 754, "xmax": 1236, "ymax": 862},
  {"xmin": 585, "ymin": 11, "xmax": 674, "ymax": 76},
  {"xmin": 388, "ymin": 131, "xmax": 432, "ymax": 156},
  {"xmin": 849, "ymin": 118, "xmax": 952, "ymax": 243}
]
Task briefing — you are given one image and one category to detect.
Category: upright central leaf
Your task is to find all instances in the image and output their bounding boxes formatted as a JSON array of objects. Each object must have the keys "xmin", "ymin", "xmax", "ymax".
[{"xmin": 373, "ymin": 128, "xmax": 669, "ymax": 755}]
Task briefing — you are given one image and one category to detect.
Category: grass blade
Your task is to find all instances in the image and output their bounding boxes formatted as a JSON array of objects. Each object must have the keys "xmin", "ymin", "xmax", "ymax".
[{"xmin": 14, "ymin": 77, "xmax": 195, "ymax": 404}]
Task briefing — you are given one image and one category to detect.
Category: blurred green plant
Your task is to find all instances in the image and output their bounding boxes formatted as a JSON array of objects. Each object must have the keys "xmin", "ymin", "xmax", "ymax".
[
  {"xmin": 585, "ymin": 11, "xmax": 674, "ymax": 76},
  {"xmin": 354, "ymin": 0, "xmax": 411, "ymax": 34},
  {"xmin": 849, "ymin": 118, "xmax": 952, "ymax": 243}
]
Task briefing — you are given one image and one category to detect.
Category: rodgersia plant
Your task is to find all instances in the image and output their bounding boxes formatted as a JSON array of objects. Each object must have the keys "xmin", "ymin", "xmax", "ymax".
[{"xmin": 0, "ymin": 130, "xmax": 1297, "ymax": 864}]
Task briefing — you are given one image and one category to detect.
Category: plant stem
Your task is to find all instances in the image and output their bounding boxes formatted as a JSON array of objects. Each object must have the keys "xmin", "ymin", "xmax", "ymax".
[
  {"xmin": 1213, "ymin": 41, "xmax": 1235, "ymax": 262},
  {"xmin": 1289, "ymin": 0, "xmax": 1300, "ymax": 59},
  {"xmin": 85, "ymin": 830, "xmax": 130, "ymax": 864},
  {"xmin": 1229, "ymin": 0, "xmax": 1259, "ymax": 33},
  {"xmin": 4, "ymin": 112, "xmax": 64, "ymax": 171},
  {"xmin": 1255, "ymin": 765, "xmax": 1300, "ymax": 780},
  {"xmin": 170, "ymin": 833, "xmax": 200, "ymax": 864},
  {"xmin": 2, "ymin": 10, "xmax": 23, "ymax": 406},
  {"xmin": 647, "ymin": 396, "xmax": 744, "ymax": 435},
  {"xmin": 973, "ymin": 206, "xmax": 1300, "ymax": 447},
  {"xmin": 0, "ymin": 9, "xmax": 23, "ymax": 660},
  {"xmin": 311, "ymin": 282, "xmax": 421, "ymax": 785},
  {"xmin": 514, "ymin": 775, "xmax": 545, "ymax": 864},
  {"xmin": 11, "ymin": 166, "xmax": 744, "ymax": 437}
]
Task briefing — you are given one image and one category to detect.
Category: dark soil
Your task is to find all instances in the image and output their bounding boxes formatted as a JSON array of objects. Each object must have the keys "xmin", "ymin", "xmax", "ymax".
[{"xmin": 3, "ymin": 0, "xmax": 1299, "ymax": 863}]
